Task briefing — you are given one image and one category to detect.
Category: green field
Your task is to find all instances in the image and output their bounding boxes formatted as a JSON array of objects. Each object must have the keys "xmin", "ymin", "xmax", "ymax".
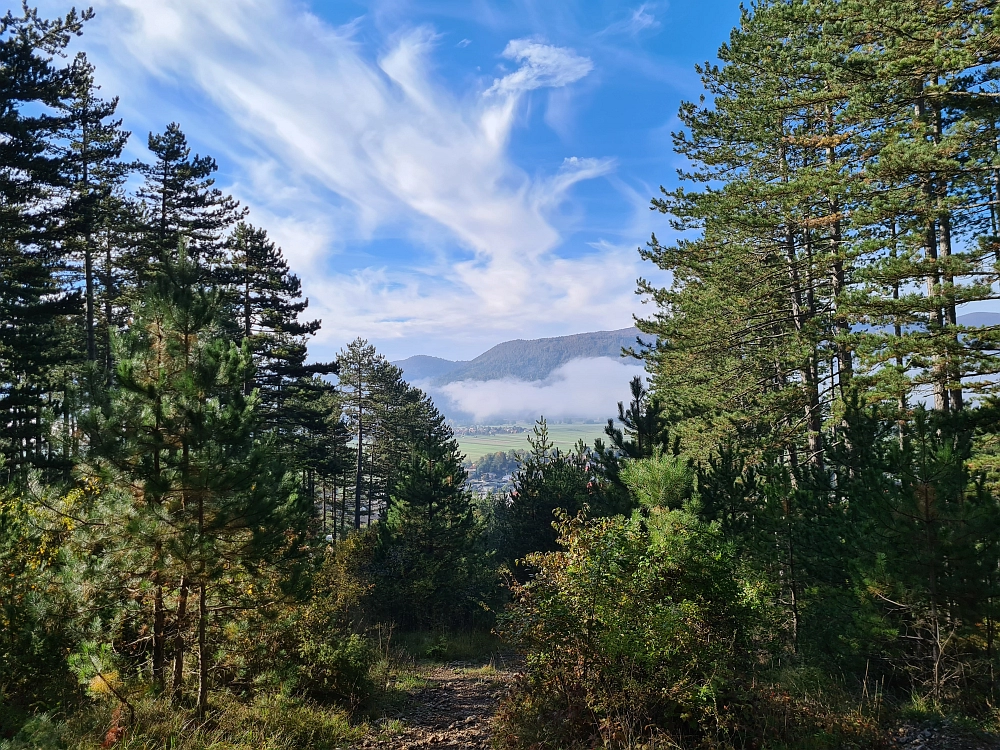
[{"xmin": 456, "ymin": 423, "xmax": 607, "ymax": 463}]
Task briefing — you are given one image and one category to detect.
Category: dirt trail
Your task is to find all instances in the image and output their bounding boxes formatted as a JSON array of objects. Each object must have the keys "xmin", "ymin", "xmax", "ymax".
[
  {"xmin": 360, "ymin": 663, "xmax": 511, "ymax": 750},
  {"xmin": 892, "ymin": 722, "xmax": 1000, "ymax": 750}
]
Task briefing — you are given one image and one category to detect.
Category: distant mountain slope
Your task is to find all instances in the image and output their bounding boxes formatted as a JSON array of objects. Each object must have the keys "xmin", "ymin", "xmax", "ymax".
[
  {"xmin": 443, "ymin": 327, "xmax": 647, "ymax": 383},
  {"xmin": 394, "ymin": 313, "xmax": 1000, "ymax": 388},
  {"xmin": 394, "ymin": 327, "xmax": 649, "ymax": 385},
  {"xmin": 392, "ymin": 355, "xmax": 467, "ymax": 382},
  {"xmin": 957, "ymin": 312, "xmax": 1000, "ymax": 327}
]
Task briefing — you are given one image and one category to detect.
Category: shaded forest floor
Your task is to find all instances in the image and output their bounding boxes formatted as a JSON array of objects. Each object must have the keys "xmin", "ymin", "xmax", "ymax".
[{"xmin": 359, "ymin": 660, "xmax": 513, "ymax": 750}]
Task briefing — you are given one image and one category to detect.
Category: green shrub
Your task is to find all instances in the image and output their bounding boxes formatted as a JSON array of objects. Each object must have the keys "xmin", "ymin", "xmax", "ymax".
[
  {"xmin": 495, "ymin": 453, "xmax": 890, "ymax": 748},
  {"xmin": 0, "ymin": 714, "xmax": 66, "ymax": 750},
  {"xmin": 218, "ymin": 533, "xmax": 382, "ymax": 707},
  {"xmin": 295, "ymin": 632, "xmax": 377, "ymax": 707},
  {"xmin": 497, "ymin": 505, "xmax": 768, "ymax": 747}
]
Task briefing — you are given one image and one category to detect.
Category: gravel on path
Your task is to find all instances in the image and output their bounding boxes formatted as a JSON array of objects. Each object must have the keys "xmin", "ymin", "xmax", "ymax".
[
  {"xmin": 891, "ymin": 721, "xmax": 1000, "ymax": 750},
  {"xmin": 358, "ymin": 663, "xmax": 511, "ymax": 750}
]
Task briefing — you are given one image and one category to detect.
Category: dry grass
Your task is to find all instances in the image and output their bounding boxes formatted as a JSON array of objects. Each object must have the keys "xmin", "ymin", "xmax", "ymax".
[{"xmin": 3, "ymin": 692, "xmax": 365, "ymax": 750}]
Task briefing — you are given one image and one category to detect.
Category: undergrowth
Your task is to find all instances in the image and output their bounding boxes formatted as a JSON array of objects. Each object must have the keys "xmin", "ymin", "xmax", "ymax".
[
  {"xmin": 1, "ymin": 692, "xmax": 365, "ymax": 750},
  {"xmin": 394, "ymin": 629, "xmax": 501, "ymax": 663}
]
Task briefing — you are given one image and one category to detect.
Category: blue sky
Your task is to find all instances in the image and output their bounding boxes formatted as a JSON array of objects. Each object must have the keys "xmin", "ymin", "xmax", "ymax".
[{"xmin": 44, "ymin": 0, "xmax": 743, "ymax": 362}]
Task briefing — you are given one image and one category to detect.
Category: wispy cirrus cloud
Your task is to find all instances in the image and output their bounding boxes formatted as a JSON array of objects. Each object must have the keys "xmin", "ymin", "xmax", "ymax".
[
  {"xmin": 599, "ymin": 4, "xmax": 662, "ymax": 37},
  {"xmin": 41, "ymin": 0, "xmax": 648, "ymax": 360},
  {"xmin": 486, "ymin": 38, "xmax": 594, "ymax": 96}
]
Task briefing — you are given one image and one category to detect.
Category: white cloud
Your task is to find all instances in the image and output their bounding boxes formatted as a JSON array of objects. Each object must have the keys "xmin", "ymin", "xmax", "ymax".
[
  {"xmin": 626, "ymin": 7, "xmax": 659, "ymax": 34},
  {"xmin": 599, "ymin": 5, "xmax": 661, "ymax": 37},
  {"xmin": 486, "ymin": 38, "xmax": 594, "ymax": 97},
  {"xmin": 430, "ymin": 357, "xmax": 646, "ymax": 423},
  {"xmin": 49, "ymin": 0, "xmax": 646, "ymax": 360}
]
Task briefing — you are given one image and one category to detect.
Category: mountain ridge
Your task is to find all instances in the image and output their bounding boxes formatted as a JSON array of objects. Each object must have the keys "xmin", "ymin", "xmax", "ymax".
[
  {"xmin": 394, "ymin": 313, "xmax": 1000, "ymax": 388},
  {"xmin": 393, "ymin": 326, "xmax": 650, "ymax": 385}
]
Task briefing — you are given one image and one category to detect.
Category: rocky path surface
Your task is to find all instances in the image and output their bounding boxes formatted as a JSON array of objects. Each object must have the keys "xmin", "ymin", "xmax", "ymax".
[
  {"xmin": 892, "ymin": 722, "xmax": 1000, "ymax": 750},
  {"xmin": 360, "ymin": 663, "xmax": 511, "ymax": 750}
]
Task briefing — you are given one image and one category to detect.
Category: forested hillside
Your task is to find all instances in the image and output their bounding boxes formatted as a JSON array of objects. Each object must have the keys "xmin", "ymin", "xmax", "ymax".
[
  {"xmin": 388, "ymin": 354, "xmax": 465, "ymax": 382},
  {"xmin": 5, "ymin": 1, "xmax": 1000, "ymax": 749},
  {"xmin": 394, "ymin": 326, "xmax": 645, "ymax": 384}
]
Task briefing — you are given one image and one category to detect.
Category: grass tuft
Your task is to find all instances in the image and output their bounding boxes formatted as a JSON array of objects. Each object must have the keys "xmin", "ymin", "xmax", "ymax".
[{"xmin": 2, "ymin": 692, "xmax": 365, "ymax": 750}]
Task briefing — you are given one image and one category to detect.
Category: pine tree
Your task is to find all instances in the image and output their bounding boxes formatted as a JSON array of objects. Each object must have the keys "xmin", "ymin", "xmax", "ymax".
[
  {"xmin": 59, "ymin": 53, "xmax": 129, "ymax": 365},
  {"xmin": 92, "ymin": 192, "xmax": 144, "ymax": 380},
  {"xmin": 603, "ymin": 375, "xmax": 669, "ymax": 459},
  {"xmin": 335, "ymin": 339, "xmax": 409, "ymax": 528},
  {"xmin": 838, "ymin": 0, "xmax": 1000, "ymax": 413},
  {"xmin": 640, "ymin": 0, "xmax": 1000, "ymax": 466},
  {"xmin": 134, "ymin": 123, "xmax": 246, "ymax": 280},
  {"xmin": 221, "ymin": 222, "xmax": 332, "ymax": 415},
  {"xmin": 284, "ymin": 375, "xmax": 351, "ymax": 533},
  {"xmin": 855, "ymin": 407, "xmax": 1000, "ymax": 698},
  {"xmin": 0, "ymin": 5, "xmax": 90, "ymax": 478},
  {"xmin": 84, "ymin": 248, "xmax": 303, "ymax": 714},
  {"xmin": 639, "ymin": 0, "xmax": 852, "ymax": 461},
  {"xmin": 495, "ymin": 419, "xmax": 593, "ymax": 575},
  {"xmin": 378, "ymin": 395, "xmax": 480, "ymax": 627}
]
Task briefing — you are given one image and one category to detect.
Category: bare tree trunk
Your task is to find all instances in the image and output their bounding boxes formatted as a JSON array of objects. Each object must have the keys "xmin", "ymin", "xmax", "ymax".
[
  {"xmin": 80, "ymin": 113, "xmax": 97, "ymax": 363},
  {"xmin": 197, "ymin": 580, "xmax": 208, "ymax": 717},
  {"xmin": 914, "ymin": 89, "xmax": 947, "ymax": 411},
  {"xmin": 153, "ymin": 541, "xmax": 165, "ymax": 690},
  {"xmin": 172, "ymin": 576, "xmax": 188, "ymax": 700},
  {"xmin": 780, "ymin": 132, "xmax": 824, "ymax": 466},
  {"xmin": 826, "ymin": 119, "xmax": 851, "ymax": 396},
  {"xmin": 321, "ymin": 480, "xmax": 327, "ymax": 534},
  {"xmin": 355, "ymin": 357, "xmax": 364, "ymax": 529},
  {"xmin": 103, "ymin": 231, "xmax": 115, "ymax": 382},
  {"xmin": 196, "ymin": 482, "xmax": 208, "ymax": 717},
  {"xmin": 85, "ymin": 241, "xmax": 96, "ymax": 362}
]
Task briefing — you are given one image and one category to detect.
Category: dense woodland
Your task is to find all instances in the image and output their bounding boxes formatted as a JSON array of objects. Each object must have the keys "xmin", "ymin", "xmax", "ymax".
[{"xmin": 4, "ymin": 0, "xmax": 1000, "ymax": 748}]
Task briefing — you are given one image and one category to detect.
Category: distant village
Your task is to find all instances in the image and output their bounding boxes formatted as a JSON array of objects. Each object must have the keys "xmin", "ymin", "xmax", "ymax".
[
  {"xmin": 458, "ymin": 435, "xmax": 525, "ymax": 497},
  {"xmin": 466, "ymin": 471, "xmax": 515, "ymax": 498}
]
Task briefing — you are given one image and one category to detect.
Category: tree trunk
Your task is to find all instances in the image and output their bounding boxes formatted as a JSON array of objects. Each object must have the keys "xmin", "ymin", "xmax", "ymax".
[
  {"xmin": 932, "ymin": 95, "xmax": 962, "ymax": 411},
  {"xmin": 153, "ymin": 541, "xmax": 165, "ymax": 690},
  {"xmin": 355, "ymin": 364, "xmax": 364, "ymax": 529},
  {"xmin": 826, "ymin": 105, "xmax": 851, "ymax": 395},
  {"xmin": 85, "ymin": 241, "xmax": 96, "ymax": 362},
  {"xmin": 243, "ymin": 264, "xmax": 252, "ymax": 395},
  {"xmin": 197, "ymin": 580, "xmax": 208, "ymax": 717},
  {"xmin": 197, "ymin": 483, "xmax": 208, "ymax": 717},
  {"xmin": 104, "ymin": 230, "xmax": 114, "ymax": 383},
  {"xmin": 914, "ymin": 88, "xmax": 948, "ymax": 411},
  {"xmin": 80, "ymin": 110, "xmax": 97, "ymax": 363},
  {"xmin": 172, "ymin": 576, "xmax": 188, "ymax": 700}
]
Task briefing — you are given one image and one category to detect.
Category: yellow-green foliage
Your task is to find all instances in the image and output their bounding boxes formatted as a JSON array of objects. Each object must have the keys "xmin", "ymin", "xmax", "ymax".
[
  {"xmin": 2, "ymin": 692, "xmax": 365, "ymax": 750},
  {"xmin": 619, "ymin": 451, "xmax": 693, "ymax": 510},
  {"xmin": 0, "ymin": 481, "xmax": 104, "ymax": 710}
]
